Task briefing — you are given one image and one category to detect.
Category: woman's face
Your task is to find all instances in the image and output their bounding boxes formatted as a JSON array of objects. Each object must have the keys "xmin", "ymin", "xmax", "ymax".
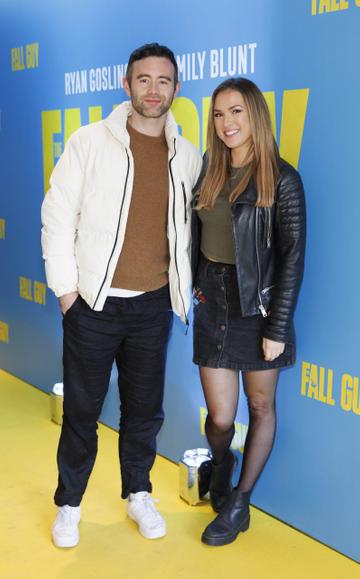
[{"xmin": 213, "ymin": 89, "xmax": 252, "ymax": 162}]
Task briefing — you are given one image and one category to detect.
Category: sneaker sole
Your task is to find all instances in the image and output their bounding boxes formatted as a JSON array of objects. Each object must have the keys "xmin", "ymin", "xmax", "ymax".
[
  {"xmin": 127, "ymin": 513, "xmax": 166, "ymax": 540},
  {"xmin": 52, "ymin": 534, "xmax": 79, "ymax": 548}
]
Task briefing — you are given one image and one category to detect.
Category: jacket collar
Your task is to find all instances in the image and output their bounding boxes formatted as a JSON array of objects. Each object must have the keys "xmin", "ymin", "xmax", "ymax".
[
  {"xmin": 231, "ymin": 177, "xmax": 257, "ymax": 205},
  {"xmin": 103, "ymin": 101, "xmax": 179, "ymax": 154}
]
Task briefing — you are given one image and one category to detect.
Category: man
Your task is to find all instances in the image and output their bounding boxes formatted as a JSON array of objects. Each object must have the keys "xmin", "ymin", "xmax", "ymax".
[{"xmin": 41, "ymin": 43, "xmax": 202, "ymax": 547}]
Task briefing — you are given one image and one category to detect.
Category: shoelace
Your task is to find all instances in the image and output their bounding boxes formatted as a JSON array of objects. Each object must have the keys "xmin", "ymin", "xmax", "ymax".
[{"xmin": 137, "ymin": 496, "xmax": 162, "ymax": 523}]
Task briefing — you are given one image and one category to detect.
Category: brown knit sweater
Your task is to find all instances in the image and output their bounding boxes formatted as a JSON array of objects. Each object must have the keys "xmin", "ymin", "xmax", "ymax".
[{"xmin": 111, "ymin": 122, "xmax": 169, "ymax": 291}]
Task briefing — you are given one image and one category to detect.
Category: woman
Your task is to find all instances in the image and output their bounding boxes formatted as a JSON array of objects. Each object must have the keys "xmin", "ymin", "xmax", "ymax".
[{"xmin": 191, "ymin": 77, "xmax": 306, "ymax": 546}]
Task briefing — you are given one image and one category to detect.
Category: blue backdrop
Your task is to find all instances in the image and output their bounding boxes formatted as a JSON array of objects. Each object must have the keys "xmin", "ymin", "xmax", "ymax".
[{"xmin": 1, "ymin": 0, "xmax": 359, "ymax": 562}]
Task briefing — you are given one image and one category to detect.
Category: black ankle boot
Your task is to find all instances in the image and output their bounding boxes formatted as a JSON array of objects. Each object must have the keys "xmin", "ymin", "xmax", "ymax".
[
  {"xmin": 209, "ymin": 451, "xmax": 237, "ymax": 512},
  {"xmin": 201, "ymin": 489, "xmax": 251, "ymax": 546}
]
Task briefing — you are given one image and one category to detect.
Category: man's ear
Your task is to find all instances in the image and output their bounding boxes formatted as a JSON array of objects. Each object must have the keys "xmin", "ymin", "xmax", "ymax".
[
  {"xmin": 174, "ymin": 81, "xmax": 181, "ymax": 99},
  {"xmin": 123, "ymin": 77, "xmax": 131, "ymax": 98}
]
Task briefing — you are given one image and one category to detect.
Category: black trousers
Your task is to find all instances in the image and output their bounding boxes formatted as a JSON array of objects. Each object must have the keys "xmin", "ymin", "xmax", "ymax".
[{"xmin": 54, "ymin": 285, "xmax": 172, "ymax": 506}]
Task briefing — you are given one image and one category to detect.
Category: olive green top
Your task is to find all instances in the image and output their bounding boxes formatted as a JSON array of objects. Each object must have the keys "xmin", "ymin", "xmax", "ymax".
[{"xmin": 198, "ymin": 167, "xmax": 245, "ymax": 264}]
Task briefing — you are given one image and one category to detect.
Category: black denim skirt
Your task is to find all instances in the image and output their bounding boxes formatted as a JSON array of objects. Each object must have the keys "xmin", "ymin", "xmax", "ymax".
[{"xmin": 193, "ymin": 255, "xmax": 295, "ymax": 371}]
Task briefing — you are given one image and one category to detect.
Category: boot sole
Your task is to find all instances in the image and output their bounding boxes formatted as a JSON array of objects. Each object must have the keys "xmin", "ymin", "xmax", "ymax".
[{"xmin": 201, "ymin": 518, "xmax": 250, "ymax": 546}]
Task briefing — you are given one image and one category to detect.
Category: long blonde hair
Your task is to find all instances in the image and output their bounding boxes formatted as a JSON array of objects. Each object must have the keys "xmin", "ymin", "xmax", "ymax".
[{"xmin": 198, "ymin": 78, "xmax": 279, "ymax": 209}]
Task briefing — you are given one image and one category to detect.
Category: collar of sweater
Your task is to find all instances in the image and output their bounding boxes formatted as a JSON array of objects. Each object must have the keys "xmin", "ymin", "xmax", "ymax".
[{"xmin": 103, "ymin": 100, "xmax": 179, "ymax": 154}]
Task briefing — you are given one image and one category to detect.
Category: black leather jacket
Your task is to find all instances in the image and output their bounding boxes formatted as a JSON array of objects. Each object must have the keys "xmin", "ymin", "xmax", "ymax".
[{"xmin": 191, "ymin": 159, "xmax": 306, "ymax": 344}]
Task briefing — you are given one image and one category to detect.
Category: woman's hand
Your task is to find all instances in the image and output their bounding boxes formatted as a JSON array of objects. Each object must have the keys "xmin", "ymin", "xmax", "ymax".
[{"xmin": 262, "ymin": 338, "xmax": 285, "ymax": 362}]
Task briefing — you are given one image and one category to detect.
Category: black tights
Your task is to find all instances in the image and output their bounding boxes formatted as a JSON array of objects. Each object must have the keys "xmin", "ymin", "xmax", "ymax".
[{"xmin": 200, "ymin": 366, "xmax": 279, "ymax": 493}]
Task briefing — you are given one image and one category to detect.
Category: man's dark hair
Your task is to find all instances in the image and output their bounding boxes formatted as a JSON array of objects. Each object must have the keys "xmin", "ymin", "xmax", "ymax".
[{"xmin": 126, "ymin": 43, "xmax": 178, "ymax": 86}]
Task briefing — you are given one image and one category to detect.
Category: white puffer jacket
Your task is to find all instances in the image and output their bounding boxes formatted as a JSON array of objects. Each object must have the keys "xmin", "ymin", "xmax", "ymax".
[{"xmin": 41, "ymin": 101, "xmax": 202, "ymax": 322}]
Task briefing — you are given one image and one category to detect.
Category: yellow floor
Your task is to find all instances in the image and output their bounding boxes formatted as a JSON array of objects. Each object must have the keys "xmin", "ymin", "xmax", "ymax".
[{"xmin": 0, "ymin": 370, "xmax": 358, "ymax": 579}]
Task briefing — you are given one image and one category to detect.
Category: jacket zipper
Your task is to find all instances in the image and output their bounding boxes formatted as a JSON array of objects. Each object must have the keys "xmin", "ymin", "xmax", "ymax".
[
  {"xmin": 230, "ymin": 206, "xmax": 243, "ymax": 307},
  {"xmin": 255, "ymin": 207, "xmax": 268, "ymax": 317},
  {"xmin": 261, "ymin": 285, "xmax": 275, "ymax": 295},
  {"xmin": 181, "ymin": 181, "xmax": 187, "ymax": 224},
  {"xmin": 266, "ymin": 207, "xmax": 272, "ymax": 248},
  {"xmin": 169, "ymin": 139, "xmax": 188, "ymax": 326},
  {"xmin": 92, "ymin": 150, "xmax": 130, "ymax": 309}
]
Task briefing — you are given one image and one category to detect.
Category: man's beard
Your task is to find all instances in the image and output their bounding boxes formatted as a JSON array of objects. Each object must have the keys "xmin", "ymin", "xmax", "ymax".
[{"xmin": 131, "ymin": 94, "xmax": 174, "ymax": 118}]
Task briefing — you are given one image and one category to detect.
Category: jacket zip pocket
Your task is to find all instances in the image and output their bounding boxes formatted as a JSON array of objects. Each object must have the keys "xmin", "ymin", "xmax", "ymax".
[{"xmin": 181, "ymin": 181, "xmax": 187, "ymax": 224}]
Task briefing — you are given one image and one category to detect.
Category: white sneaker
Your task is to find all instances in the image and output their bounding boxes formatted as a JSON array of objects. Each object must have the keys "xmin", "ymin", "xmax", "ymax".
[
  {"xmin": 126, "ymin": 491, "xmax": 166, "ymax": 539},
  {"xmin": 52, "ymin": 505, "xmax": 81, "ymax": 547}
]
